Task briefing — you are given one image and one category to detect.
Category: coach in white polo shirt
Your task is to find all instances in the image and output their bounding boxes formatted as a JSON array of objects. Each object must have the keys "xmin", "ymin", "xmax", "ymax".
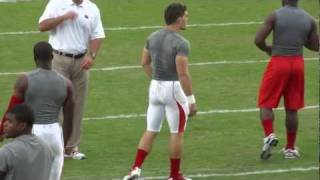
[{"xmin": 39, "ymin": 0, "xmax": 105, "ymax": 160}]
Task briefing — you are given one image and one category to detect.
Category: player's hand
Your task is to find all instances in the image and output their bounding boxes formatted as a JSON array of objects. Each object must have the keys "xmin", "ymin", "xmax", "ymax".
[
  {"xmin": 188, "ymin": 103, "xmax": 197, "ymax": 117},
  {"xmin": 81, "ymin": 55, "xmax": 94, "ymax": 70},
  {"xmin": 62, "ymin": 11, "xmax": 78, "ymax": 21}
]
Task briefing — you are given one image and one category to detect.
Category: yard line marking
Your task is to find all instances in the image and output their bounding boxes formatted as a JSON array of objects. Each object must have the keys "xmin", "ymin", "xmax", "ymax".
[
  {"xmin": 137, "ymin": 166, "xmax": 319, "ymax": 180},
  {"xmin": 83, "ymin": 105, "xmax": 318, "ymax": 121},
  {"xmin": 0, "ymin": 21, "xmax": 264, "ymax": 36},
  {"xmin": 0, "ymin": 57, "xmax": 317, "ymax": 76}
]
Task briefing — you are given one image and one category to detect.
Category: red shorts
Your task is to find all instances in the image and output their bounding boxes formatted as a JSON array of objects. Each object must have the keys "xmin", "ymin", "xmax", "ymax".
[{"xmin": 258, "ymin": 56, "xmax": 304, "ymax": 110}]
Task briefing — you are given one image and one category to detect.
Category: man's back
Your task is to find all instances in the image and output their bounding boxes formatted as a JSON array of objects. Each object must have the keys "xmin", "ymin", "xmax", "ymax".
[
  {"xmin": 272, "ymin": 6, "xmax": 313, "ymax": 56},
  {"xmin": 0, "ymin": 135, "xmax": 53, "ymax": 180},
  {"xmin": 25, "ymin": 68, "xmax": 67, "ymax": 124},
  {"xmin": 147, "ymin": 29, "xmax": 190, "ymax": 81}
]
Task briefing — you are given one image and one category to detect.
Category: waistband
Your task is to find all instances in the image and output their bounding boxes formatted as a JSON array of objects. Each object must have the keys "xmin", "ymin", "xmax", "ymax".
[{"xmin": 53, "ymin": 49, "xmax": 86, "ymax": 59}]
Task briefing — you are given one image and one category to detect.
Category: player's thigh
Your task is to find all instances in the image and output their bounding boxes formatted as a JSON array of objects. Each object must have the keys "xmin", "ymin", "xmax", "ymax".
[
  {"xmin": 147, "ymin": 103, "xmax": 165, "ymax": 132},
  {"xmin": 284, "ymin": 58, "xmax": 304, "ymax": 109},
  {"xmin": 165, "ymin": 100, "xmax": 188, "ymax": 134},
  {"xmin": 258, "ymin": 57, "xmax": 291, "ymax": 108}
]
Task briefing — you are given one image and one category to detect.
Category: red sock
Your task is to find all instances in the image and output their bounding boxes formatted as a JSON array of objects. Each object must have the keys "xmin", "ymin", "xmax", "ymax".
[
  {"xmin": 170, "ymin": 158, "xmax": 181, "ymax": 178},
  {"xmin": 261, "ymin": 119, "xmax": 273, "ymax": 137},
  {"xmin": 132, "ymin": 149, "xmax": 148, "ymax": 169},
  {"xmin": 286, "ymin": 131, "xmax": 297, "ymax": 149}
]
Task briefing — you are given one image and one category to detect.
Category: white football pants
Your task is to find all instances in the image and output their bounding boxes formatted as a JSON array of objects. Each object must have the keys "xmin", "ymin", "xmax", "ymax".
[
  {"xmin": 147, "ymin": 80, "xmax": 189, "ymax": 133},
  {"xmin": 32, "ymin": 123, "xmax": 64, "ymax": 180}
]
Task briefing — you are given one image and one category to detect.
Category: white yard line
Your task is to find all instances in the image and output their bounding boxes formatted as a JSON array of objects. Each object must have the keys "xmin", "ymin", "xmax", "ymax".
[
  {"xmin": 62, "ymin": 166, "xmax": 318, "ymax": 180},
  {"xmin": 138, "ymin": 166, "xmax": 319, "ymax": 180},
  {"xmin": 0, "ymin": 21, "xmax": 264, "ymax": 36},
  {"xmin": 0, "ymin": 57, "xmax": 317, "ymax": 76},
  {"xmin": 83, "ymin": 105, "xmax": 318, "ymax": 121}
]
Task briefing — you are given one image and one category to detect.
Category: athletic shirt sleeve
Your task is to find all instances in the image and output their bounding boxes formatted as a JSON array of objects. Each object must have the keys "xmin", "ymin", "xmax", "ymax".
[
  {"xmin": 0, "ymin": 147, "xmax": 12, "ymax": 173},
  {"xmin": 176, "ymin": 40, "xmax": 190, "ymax": 57}
]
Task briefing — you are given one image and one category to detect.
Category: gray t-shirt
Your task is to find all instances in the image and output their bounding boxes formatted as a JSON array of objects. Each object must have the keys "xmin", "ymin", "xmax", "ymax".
[
  {"xmin": 146, "ymin": 29, "xmax": 190, "ymax": 81},
  {"xmin": 0, "ymin": 134, "xmax": 53, "ymax": 180},
  {"xmin": 25, "ymin": 68, "xmax": 68, "ymax": 124},
  {"xmin": 272, "ymin": 6, "xmax": 314, "ymax": 56}
]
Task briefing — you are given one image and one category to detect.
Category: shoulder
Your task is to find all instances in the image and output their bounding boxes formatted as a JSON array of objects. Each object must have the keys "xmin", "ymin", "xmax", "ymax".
[
  {"xmin": 15, "ymin": 73, "xmax": 28, "ymax": 88},
  {"xmin": 26, "ymin": 69, "xmax": 40, "ymax": 77},
  {"xmin": 299, "ymin": 8, "xmax": 316, "ymax": 21},
  {"xmin": 174, "ymin": 33, "xmax": 190, "ymax": 46},
  {"xmin": 44, "ymin": 0, "xmax": 63, "ymax": 11},
  {"xmin": 0, "ymin": 143, "xmax": 13, "ymax": 164},
  {"xmin": 0, "ymin": 142, "xmax": 13, "ymax": 155},
  {"xmin": 0, "ymin": 139, "xmax": 22, "ymax": 156},
  {"xmin": 84, "ymin": 0, "xmax": 100, "ymax": 14},
  {"xmin": 148, "ymin": 29, "xmax": 162, "ymax": 39}
]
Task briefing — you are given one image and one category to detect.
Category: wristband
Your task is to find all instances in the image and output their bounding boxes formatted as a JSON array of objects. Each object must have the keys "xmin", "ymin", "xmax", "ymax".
[{"xmin": 187, "ymin": 94, "xmax": 196, "ymax": 104}]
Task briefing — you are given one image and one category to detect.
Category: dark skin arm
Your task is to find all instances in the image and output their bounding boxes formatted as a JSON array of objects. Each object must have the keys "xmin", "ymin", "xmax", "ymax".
[
  {"xmin": 304, "ymin": 19, "xmax": 319, "ymax": 51},
  {"xmin": 12, "ymin": 75, "xmax": 28, "ymax": 100},
  {"xmin": 254, "ymin": 12, "xmax": 276, "ymax": 56},
  {"xmin": 62, "ymin": 80, "xmax": 74, "ymax": 146}
]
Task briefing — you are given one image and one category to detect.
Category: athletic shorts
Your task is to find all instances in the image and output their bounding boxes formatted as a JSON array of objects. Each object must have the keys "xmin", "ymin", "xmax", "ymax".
[
  {"xmin": 32, "ymin": 123, "xmax": 64, "ymax": 180},
  {"xmin": 146, "ymin": 80, "xmax": 189, "ymax": 133},
  {"xmin": 258, "ymin": 56, "xmax": 304, "ymax": 110}
]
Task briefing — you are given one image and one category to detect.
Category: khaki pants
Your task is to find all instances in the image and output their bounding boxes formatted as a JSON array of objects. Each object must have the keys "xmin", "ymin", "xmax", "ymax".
[{"xmin": 52, "ymin": 52, "xmax": 89, "ymax": 151}]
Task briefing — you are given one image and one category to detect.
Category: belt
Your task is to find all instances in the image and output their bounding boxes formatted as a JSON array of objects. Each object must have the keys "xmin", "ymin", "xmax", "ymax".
[{"xmin": 53, "ymin": 49, "xmax": 86, "ymax": 59}]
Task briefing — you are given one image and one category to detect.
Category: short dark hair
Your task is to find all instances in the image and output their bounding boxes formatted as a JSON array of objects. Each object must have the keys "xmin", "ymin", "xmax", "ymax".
[
  {"xmin": 164, "ymin": 3, "xmax": 187, "ymax": 25},
  {"xmin": 33, "ymin": 41, "xmax": 53, "ymax": 62},
  {"xmin": 8, "ymin": 104, "xmax": 34, "ymax": 127}
]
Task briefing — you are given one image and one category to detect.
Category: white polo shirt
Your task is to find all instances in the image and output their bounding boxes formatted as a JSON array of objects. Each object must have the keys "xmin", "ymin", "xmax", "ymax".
[{"xmin": 39, "ymin": 0, "xmax": 105, "ymax": 54}]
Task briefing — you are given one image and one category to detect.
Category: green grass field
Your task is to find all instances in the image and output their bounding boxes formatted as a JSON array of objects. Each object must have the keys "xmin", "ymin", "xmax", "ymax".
[{"xmin": 0, "ymin": 0, "xmax": 319, "ymax": 180}]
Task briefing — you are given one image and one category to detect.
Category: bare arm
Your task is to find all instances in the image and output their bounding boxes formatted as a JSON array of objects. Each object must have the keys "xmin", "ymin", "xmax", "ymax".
[
  {"xmin": 254, "ymin": 12, "xmax": 276, "ymax": 56},
  {"xmin": 176, "ymin": 56, "xmax": 197, "ymax": 117},
  {"xmin": 39, "ymin": 11, "xmax": 77, "ymax": 32},
  {"xmin": 305, "ymin": 19, "xmax": 319, "ymax": 51},
  {"xmin": 81, "ymin": 38, "xmax": 104, "ymax": 70},
  {"xmin": 62, "ymin": 80, "xmax": 74, "ymax": 145},
  {"xmin": 12, "ymin": 75, "xmax": 28, "ymax": 100},
  {"xmin": 141, "ymin": 48, "xmax": 152, "ymax": 78}
]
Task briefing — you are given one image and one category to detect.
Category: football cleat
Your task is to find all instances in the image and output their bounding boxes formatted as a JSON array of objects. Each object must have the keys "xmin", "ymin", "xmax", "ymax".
[
  {"xmin": 123, "ymin": 167, "xmax": 141, "ymax": 180},
  {"xmin": 64, "ymin": 151, "xmax": 86, "ymax": 160},
  {"xmin": 282, "ymin": 148, "xmax": 300, "ymax": 159},
  {"xmin": 260, "ymin": 133, "xmax": 279, "ymax": 160},
  {"xmin": 168, "ymin": 174, "xmax": 192, "ymax": 180}
]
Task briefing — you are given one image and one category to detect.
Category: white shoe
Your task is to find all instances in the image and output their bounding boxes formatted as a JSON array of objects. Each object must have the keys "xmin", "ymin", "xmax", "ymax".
[
  {"xmin": 283, "ymin": 148, "xmax": 300, "ymax": 159},
  {"xmin": 64, "ymin": 151, "xmax": 86, "ymax": 160},
  {"xmin": 168, "ymin": 174, "xmax": 192, "ymax": 180},
  {"xmin": 260, "ymin": 133, "xmax": 279, "ymax": 160},
  {"xmin": 123, "ymin": 167, "xmax": 141, "ymax": 180}
]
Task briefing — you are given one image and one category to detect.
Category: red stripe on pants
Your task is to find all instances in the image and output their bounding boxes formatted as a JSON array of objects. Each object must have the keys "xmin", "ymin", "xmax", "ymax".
[{"xmin": 176, "ymin": 101, "xmax": 186, "ymax": 133}]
